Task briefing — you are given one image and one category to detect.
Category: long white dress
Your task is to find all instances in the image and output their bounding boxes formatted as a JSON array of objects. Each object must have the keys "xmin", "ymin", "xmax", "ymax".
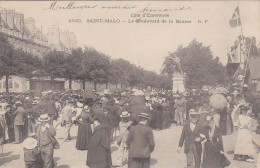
[{"xmin": 234, "ymin": 114, "xmax": 255, "ymax": 156}]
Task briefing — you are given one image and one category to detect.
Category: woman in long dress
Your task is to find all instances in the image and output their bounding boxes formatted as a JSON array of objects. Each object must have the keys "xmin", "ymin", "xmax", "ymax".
[
  {"xmin": 76, "ymin": 105, "xmax": 93, "ymax": 150},
  {"xmin": 202, "ymin": 115, "xmax": 225, "ymax": 168},
  {"xmin": 234, "ymin": 105, "xmax": 255, "ymax": 162}
]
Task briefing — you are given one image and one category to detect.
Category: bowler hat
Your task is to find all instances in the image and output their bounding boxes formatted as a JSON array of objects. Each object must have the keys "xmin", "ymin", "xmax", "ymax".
[
  {"xmin": 120, "ymin": 111, "xmax": 131, "ymax": 118},
  {"xmin": 138, "ymin": 113, "xmax": 150, "ymax": 120},
  {"xmin": 189, "ymin": 109, "xmax": 200, "ymax": 115}
]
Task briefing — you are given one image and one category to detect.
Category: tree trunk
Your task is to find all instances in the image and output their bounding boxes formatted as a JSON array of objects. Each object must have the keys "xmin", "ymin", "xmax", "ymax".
[
  {"xmin": 116, "ymin": 83, "xmax": 118, "ymax": 89},
  {"xmin": 82, "ymin": 80, "xmax": 85, "ymax": 90},
  {"xmin": 120, "ymin": 83, "xmax": 123, "ymax": 89},
  {"xmin": 131, "ymin": 85, "xmax": 133, "ymax": 90},
  {"xmin": 105, "ymin": 83, "xmax": 108, "ymax": 89},
  {"xmin": 5, "ymin": 74, "xmax": 9, "ymax": 93},
  {"xmin": 94, "ymin": 82, "xmax": 97, "ymax": 91},
  {"xmin": 69, "ymin": 79, "xmax": 72, "ymax": 89}
]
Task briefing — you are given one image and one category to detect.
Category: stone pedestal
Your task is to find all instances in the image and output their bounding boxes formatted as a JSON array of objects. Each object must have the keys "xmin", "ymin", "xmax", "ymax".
[{"xmin": 172, "ymin": 74, "xmax": 185, "ymax": 93}]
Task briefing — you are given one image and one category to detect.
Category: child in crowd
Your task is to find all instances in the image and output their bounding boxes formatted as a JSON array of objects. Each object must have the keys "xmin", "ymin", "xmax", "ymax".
[{"xmin": 23, "ymin": 137, "xmax": 39, "ymax": 168}]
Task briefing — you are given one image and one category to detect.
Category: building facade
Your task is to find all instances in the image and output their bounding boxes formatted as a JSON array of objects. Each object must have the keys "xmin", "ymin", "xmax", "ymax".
[{"xmin": 0, "ymin": 8, "xmax": 78, "ymax": 92}]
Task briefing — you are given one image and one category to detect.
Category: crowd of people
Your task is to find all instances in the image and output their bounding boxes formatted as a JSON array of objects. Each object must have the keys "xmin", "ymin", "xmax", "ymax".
[{"xmin": 0, "ymin": 86, "xmax": 259, "ymax": 168}]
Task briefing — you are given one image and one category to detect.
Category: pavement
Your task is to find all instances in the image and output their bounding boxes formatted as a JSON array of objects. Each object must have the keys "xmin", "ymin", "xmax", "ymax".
[{"xmin": 0, "ymin": 124, "xmax": 258, "ymax": 168}]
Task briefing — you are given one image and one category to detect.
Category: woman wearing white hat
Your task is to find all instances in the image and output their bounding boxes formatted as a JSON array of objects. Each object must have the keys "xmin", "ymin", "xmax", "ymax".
[
  {"xmin": 72, "ymin": 102, "xmax": 84, "ymax": 124},
  {"xmin": 115, "ymin": 111, "xmax": 132, "ymax": 166}
]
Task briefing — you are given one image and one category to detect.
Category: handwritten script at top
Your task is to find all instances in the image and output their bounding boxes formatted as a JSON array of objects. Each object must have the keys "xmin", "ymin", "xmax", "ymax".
[{"xmin": 46, "ymin": 1, "xmax": 206, "ymax": 13}]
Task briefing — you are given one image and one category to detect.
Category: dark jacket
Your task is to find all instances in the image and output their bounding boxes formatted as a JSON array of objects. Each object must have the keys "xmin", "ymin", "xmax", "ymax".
[
  {"xmin": 87, "ymin": 125, "xmax": 112, "ymax": 168},
  {"xmin": 0, "ymin": 124, "xmax": 4, "ymax": 139},
  {"xmin": 203, "ymin": 126, "xmax": 224, "ymax": 168},
  {"xmin": 178, "ymin": 121, "xmax": 205, "ymax": 154},
  {"xmin": 14, "ymin": 107, "xmax": 26, "ymax": 126},
  {"xmin": 36, "ymin": 125, "xmax": 56, "ymax": 146},
  {"xmin": 24, "ymin": 147, "xmax": 40, "ymax": 162},
  {"xmin": 46, "ymin": 100, "xmax": 57, "ymax": 115},
  {"xmin": 126, "ymin": 123, "xmax": 155, "ymax": 158},
  {"xmin": 204, "ymin": 126, "xmax": 224, "ymax": 152}
]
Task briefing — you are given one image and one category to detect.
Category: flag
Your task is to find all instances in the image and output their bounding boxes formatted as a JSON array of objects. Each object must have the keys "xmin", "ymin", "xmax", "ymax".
[{"xmin": 229, "ymin": 6, "xmax": 241, "ymax": 28}]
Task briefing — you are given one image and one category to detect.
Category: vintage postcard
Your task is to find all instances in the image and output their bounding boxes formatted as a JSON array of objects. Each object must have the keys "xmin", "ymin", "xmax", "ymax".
[{"xmin": 0, "ymin": 1, "xmax": 259, "ymax": 168}]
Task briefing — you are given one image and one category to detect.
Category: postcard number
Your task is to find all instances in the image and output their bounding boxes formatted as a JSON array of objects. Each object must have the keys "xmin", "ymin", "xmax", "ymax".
[{"xmin": 69, "ymin": 19, "xmax": 82, "ymax": 23}]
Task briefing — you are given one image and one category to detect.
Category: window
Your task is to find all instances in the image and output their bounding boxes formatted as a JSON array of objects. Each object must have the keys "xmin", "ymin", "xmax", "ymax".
[
  {"xmin": 14, "ymin": 82, "xmax": 20, "ymax": 89},
  {"xmin": 9, "ymin": 79, "xmax": 13, "ymax": 89}
]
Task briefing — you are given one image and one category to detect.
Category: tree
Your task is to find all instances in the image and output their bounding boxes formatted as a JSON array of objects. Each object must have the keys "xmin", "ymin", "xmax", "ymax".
[
  {"xmin": 112, "ymin": 58, "xmax": 132, "ymax": 89},
  {"xmin": 43, "ymin": 50, "xmax": 67, "ymax": 79},
  {"xmin": 108, "ymin": 60, "xmax": 124, "ymax": 88},
  {"xmin": 0, "ymin": 35, "xmax": 42, "ymax": 92},
  {"xmin": 65, "ymin": 48, "xmax": 83, "ymax": 89},
  {"xmin": 0, "ymin": 35, "xmax": 16, "ymax": 92},
  {"xmin": 83, "ymin": 47, "xmax": 111, "ymax": 91},
  {"xmin": 162, "ymin": 39, "xmax": 229, "ymax": 89}
]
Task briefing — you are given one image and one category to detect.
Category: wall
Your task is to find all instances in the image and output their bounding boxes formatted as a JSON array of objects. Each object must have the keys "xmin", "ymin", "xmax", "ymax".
[{"xmin": 0, "ymin": 76, "xmax": 29, "ymax": 93}]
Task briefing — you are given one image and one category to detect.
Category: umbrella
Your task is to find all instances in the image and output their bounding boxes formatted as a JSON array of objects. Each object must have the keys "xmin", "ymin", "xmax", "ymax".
[{"xmin": 210, "ymin": 94, "xmax": 227, "ymax": 110}]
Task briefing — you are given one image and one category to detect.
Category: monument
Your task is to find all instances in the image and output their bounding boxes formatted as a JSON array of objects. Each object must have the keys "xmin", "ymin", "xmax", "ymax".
[
  {"xmin": 172, "ymin": 73, "xmax": 185, "ymax": 93},
  {"xmin": 167, "ymin": 56, "xmax": 185, "ymax": 93}
]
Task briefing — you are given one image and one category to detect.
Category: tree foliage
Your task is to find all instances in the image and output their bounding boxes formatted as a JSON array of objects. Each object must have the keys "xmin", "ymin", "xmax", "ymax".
[
  {"xmin": 0, "ymin": 35, "xmax": 43, "ymax": 92},
  {"xmin": 0, "ymin": 34, "xmax": 172, "ymax": 92},
  {"xmin": 162, "ymin": 39, "xmax": 229, "ymax": 89}
]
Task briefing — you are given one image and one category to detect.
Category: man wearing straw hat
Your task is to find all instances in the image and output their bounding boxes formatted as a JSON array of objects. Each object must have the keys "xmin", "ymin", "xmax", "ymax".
[
  {"xmin": 36, "ymin": 113, "xmax": 56, "ymax": 168},
  {"xmin": 115, "ymin": 111, "xmax": 132, "ymax": 167},
  {"xmin": 177, "ymin": 109, "xmax": 205, "ymax": 168},
  {"xmin": 126, "ymin": 113, "xmax": 155, "ymax": 168}
]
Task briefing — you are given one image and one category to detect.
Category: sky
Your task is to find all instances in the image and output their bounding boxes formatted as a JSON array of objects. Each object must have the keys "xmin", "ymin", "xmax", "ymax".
[{"xmin": 0, "ymin": 1, "xmax": 259, "ymax": 74}]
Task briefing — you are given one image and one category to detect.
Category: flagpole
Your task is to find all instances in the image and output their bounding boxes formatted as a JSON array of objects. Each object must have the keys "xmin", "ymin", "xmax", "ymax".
[
  {"xmin": 236, "ymin": 1, "xmax": 245, "ymax": 81},
  {"xmin": 237, "ymin": 2, "xmax": 244, "ymax": 37}
]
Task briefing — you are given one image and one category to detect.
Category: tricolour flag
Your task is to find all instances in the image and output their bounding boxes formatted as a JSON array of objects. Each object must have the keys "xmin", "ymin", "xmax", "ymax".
[{"xmin": 229, "ymin": 6, "xmax": 241, "ymax": 28}]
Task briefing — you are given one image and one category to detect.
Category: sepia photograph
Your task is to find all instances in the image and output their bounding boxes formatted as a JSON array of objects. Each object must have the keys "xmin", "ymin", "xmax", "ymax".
[{"xmin": 0, "ymin": 1, "xmax": 260, "ymax": 168}]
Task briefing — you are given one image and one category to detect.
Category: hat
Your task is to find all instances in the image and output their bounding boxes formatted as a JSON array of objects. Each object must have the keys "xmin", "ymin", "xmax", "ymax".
[
  {"xmin": 120, "ymin": 111, "xmax": 131, "ymax": 118},
  {"xmin": 145, "ymin": 96, "xmax": 151, "ymax": 101},
  {"xmin": 77, "ymin": 102, "xmax": 83, "ymax": 108},
  {"xmin": 15, "ymin": 101, "xmax": 22, "ymax": 105},
  {"xmin": 22, "ymin": 137, "xmax": 37, "ymax": 150},
  {"xmin": 138, "ymin": 113, "xmax": 151, "ymax": 120},
  {"xmin": 206, "ymin": 115, "xmax": 214, "ymax": 122},
  {"xmin": 32, "ymin": 100, "xmax": 37, "ymax": 105},
  {"xmin": 28, "ymin": 132, "xmax": 36, "ymax": 137},
  {"xmin": 189, "ymin": 109, "xmax": 200, "ymax": 115},
  {"xmin": 83, "ymin": 105, "xmax": 90, "ymax": 110},
  {"xmin": 38, "ymin": 114, "xmax": 50, "ymax": 122},
  {"xmin": 0, "ymin": 110, "xmax": 6, "ymax": 115}
]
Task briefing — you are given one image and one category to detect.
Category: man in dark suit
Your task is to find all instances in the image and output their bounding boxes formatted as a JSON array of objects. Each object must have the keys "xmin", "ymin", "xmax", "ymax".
[
  {"xmin": 177, "ymin": 109, "xmax": 206, "ymax": 168},
  {"xmin": 13, "ymin": 101, "xmax": 26, "ymax": 144},
  {"xmin": 126, "ymin": 113, "xmax": 155, "ymax": 168},
  {"xmin": 46, "ymin": 95, "xmax": 58, "ymax": 125},
  {"xmin": 87, "ymin": 117, "xmax": 112, "ymax": 168}
]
